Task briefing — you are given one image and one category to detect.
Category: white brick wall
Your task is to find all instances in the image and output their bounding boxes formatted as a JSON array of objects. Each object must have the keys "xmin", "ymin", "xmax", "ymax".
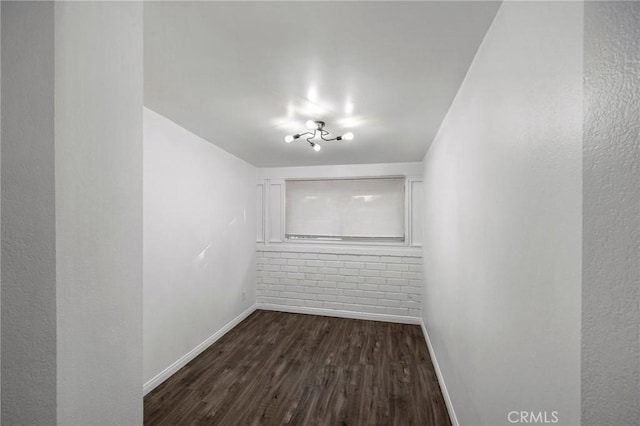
[{"xmin": 256, "ymin": 248, "xmax": 422, "ymax": 318}]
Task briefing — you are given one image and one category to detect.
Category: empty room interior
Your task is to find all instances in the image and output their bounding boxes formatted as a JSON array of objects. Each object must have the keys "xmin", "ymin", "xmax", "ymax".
[{"xmin": 1, "ymin": 1, "xmax": 638, "ymax": 426}]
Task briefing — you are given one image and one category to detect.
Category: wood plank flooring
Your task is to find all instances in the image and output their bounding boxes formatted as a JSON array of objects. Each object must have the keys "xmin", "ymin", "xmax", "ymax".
[{"xmin": 144, "ymin": 310, "xmax": 451, "ymax": 426}]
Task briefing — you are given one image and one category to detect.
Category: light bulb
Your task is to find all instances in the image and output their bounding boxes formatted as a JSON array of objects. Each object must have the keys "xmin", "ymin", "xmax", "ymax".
[
  {"xmin": 342, "ymin": 132, "xmax": 354, "ymax": 141},
  {"xmin": 305, "ymin": 120, "xmax": 318, "ymax": 130},
  {"xmin": 313, "ymin": 143, "xmax": 321, "ymax": 152},
  {"xmin": 284, "ymin": 135, "xmax": 294, "ymax": 143}
]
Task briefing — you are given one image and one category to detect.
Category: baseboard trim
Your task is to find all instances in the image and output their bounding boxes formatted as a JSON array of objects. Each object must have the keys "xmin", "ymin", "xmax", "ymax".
[
  {"xmin": 257, "ymin": 303, "xmax": 421, "ymax": 325},
  {"xmin": 420, "ymin": 319, "xmax": 459, "ymax": 426},
  {"xmin": 143, "ymin": 303, "xmax": 257, "ymax": 395}
]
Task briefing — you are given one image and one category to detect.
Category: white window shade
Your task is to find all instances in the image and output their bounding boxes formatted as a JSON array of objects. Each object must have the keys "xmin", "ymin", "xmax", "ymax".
[{"xmin": 285, "ymin": 178, "xmax": 405, "ymax": 241}]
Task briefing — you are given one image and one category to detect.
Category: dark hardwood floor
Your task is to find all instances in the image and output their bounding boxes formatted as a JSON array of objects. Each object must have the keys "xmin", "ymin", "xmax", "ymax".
[{"xmin": 144, "ymin": 310, "xmax": 451, "ymax": 426}]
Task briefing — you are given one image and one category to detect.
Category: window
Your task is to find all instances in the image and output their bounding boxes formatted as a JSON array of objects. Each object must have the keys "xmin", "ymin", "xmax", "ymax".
[{"xmin": 285, "ymin": 177, "xmax": 405, "ymax": 242}]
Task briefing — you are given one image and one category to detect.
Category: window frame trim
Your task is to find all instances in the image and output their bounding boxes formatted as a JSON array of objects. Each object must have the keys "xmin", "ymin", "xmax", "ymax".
[{"xmin": 282, "ymin": 176, "xmax": 409, "ymax": 247}]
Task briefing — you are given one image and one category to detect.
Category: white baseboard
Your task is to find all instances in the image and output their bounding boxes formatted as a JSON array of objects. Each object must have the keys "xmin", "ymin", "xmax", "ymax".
[
  {"xmin": 143, "ymin": 303, "xmax": 257, "ymax": 395},
  {"xmin": 257, "ymin": 303, "xmax": 421, "ymax": 325},
  {"xmin": 420, "ymin": 319, "xmax": 459, "ymax": 426}
]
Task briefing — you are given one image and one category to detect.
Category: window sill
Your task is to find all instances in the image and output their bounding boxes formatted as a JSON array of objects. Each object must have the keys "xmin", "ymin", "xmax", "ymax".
[{"xmin": 256, "ymin": 242, "xmax": 422, "ymax": 257}]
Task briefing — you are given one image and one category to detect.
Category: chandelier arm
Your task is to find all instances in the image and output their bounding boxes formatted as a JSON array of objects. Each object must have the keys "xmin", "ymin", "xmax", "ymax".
[
  {"xmin": 319, "ymin": 129, "xmax": 336, "ymax": 142},
  {"xmin": 284, "ymin": 124, "xmax": 351, "ymax": 150}
]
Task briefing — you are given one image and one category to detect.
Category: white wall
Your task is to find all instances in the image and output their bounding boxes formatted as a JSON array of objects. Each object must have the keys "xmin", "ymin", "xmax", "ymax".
[
  {"xmin": 257, "ymin": 163, "xmax": 423, "ymax": 247},
  {"xmin": 258, "ymin": 162, "xmax": 423, "ymax": 180},
  {"xmin": 422, "ymin": 3, "xmax": 582, "ymax": 425},
  {"xmin": 256, "ymin": 163, "xmax": 423, "ymax": 322},
  {"xmin": 55, "ymin": 3, "xmax": 143, "ymax": 424},
  {"xmin": 1, "ymin": 3, "xmax": 143, "ymax": 424},
  {"xmin": 143, "ymin": 108, "xmax": 257, "ymax": 392},
  {"xmin": 0, "ymin": 5, "xmax": 2, "ymax": 422},
  {"xmin": 1, "ymin": 3, "xmax": 57, "ymax": 423},
  {"xmin": 582, "ymin": 2, "xmax": 640, "ymax": 425},
  {"xmin": 257, "ymin": 247, "xmax": 423, "ymax": 322}
]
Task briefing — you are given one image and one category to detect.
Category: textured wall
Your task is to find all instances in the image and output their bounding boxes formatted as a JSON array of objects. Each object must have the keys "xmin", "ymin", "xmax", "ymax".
[
  {"xmin": 1, "ymin": 4, "xmax": 144, "ymax": 423},
  {"xmin": 257, "ymin": 248, "xmax": 422, "ymax": 320},
  {"xmin": 1, "ymin": 3, "xmax": 57, "ymax": 424},
  {"xmin": 54, "ymin": 2, "xmax": 144, "ymax": 424},
  {"xmin": 0, "ymin": 4, "xmax": 2, "ymax": 421},
  {"xmin": 582, "ymin": 2, "xmax": 640, "ymax": 425},
  {"xmin": 422, "ymin": 3, "xmax": 583, "ymax": 425}
]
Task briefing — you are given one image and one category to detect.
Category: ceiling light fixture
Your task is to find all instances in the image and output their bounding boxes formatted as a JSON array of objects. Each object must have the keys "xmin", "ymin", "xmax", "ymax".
[{"xmin": 284, "ymin": 121, "xmax": 354, "ymax": 152}]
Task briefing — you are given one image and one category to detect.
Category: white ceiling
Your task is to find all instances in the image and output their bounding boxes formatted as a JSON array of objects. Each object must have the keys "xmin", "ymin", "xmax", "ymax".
[{"xmin": 144, "ymin": 1, "xmax": 500, "ymax": 167}]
